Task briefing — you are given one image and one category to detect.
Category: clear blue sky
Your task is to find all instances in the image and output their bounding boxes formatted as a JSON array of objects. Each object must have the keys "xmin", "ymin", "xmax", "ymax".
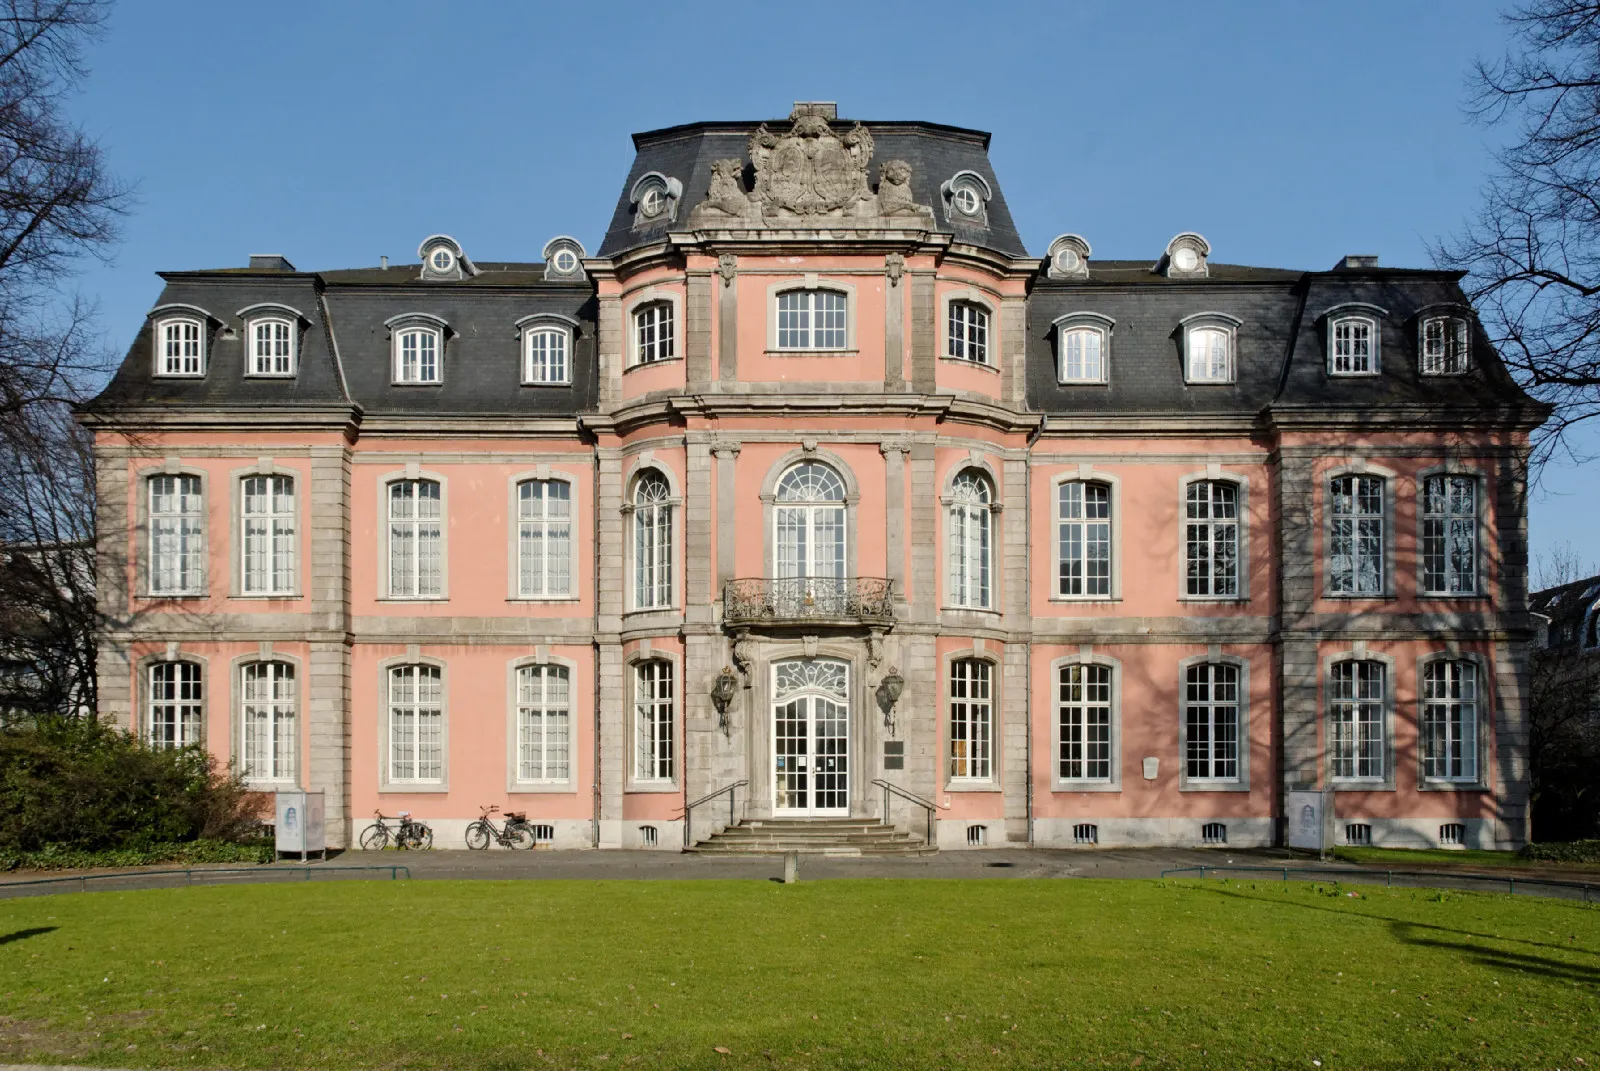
[{"xmin": 67, "ymin": 0, "xmax": 1597, "ymax": 576}]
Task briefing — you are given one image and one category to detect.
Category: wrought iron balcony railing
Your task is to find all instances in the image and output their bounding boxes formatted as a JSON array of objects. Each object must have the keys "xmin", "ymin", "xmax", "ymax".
[{"xmin": 723, "ymin": 577, "xmax": 894, "ymax": 626}]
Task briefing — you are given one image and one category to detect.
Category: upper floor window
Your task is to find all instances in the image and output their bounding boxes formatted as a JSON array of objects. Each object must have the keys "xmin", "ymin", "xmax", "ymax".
[
  {"xmin": 395, "ymin": 327, "xmax": 441, "ymax": 383},
  {"xmin": 148, "ymin": 661, "xmax": 202, "ymax": 747},
  {"xmin": 947, "ymin": 469, "xmax": 993, "ymax": 609},
  {"xmin": 1058, "ymin": 662, "xmax": 1112, "ymax": 782},
  {"xmin": 1329, "ymin": 474, "xmax": 1385, "ymax": 596},
  {"xmin": 949, "ymin": 658, "xmax": 993, "ymax": 781},
  {"xmin": 241, "ymin": 474, "xmax": 295, "ymax": 596},
  {"xmin": 388, "ymin": 478, "xmax": 442, "ymax": 598},
  {"xmin": 775, "ymin": 461, "xmax": 847, "ymax": 584},
  {"xmin": 1421, "ymin": 475, "xmax": 1478, "ymax": 595},
  {"xmin": 776, "ymin": 289, "xmax": 847, "ymax": 350},
  {"xmin": 634, "ymin": 659, "xmax": 674, "ymax": 782},
  {"xmin": 517, "ymin": 478, "xmax": 571, "ymax": 598},
  {"xmin": 632, "ymin": 471, "xmax": 673, "ymax": 610},
  {"xmin": 1421, "ymin": 316, "xmax": 1469, "ymax": 375},
  {"xmin": 1060, "ymin": 328, "xmax": 1105, "ymax": 383},
  {"xmin": 1422, "ymin": 660, "xmax": 1478, "ymax": 782},
  {"xmin": 156, "ymin": 317, "xmax": 205, "ymax": 377},
  {"xmin": 1184, "ymin": 662, "xmax": 1240, "ymax": 781},
  {"xmin": 634, "ymin": 302, "xmax": 674, "ymax": 365},
  {"xmin": 388, "ymin": 663, "xmax": 443, "ymax": 783},
  {"xmin": 521, "ymin": 321, "xmax": 571, "ymax": 384},
  {"xmin": 947, "ymin": 301, "xmax": 989, "ymax": 364},
  {"xmin": 1057, "ymin": 480, "xmax": 1111, "ymax": 598},
  {"xmin": 1330, "ymin": 317, "xmax": 1377, "ymax": 375},
  {"xmin": 516, "ymin": 663, "xmax": 570, "ymax": 782},
  {"xmin": 1184, "ymin": 325, "xmax": 1234, "ymax": 383},
  {"xmin": 241, "ymin": 660, "xmax": 296, "ymax": 783},
  {"xmin": 1185, "ymin": 480, "xmax": 1239, "ymax": 598},
  {"xmin": 1328, "ymin": 660, "xmax": 1386, "ymax": 781},
  {"xmin": 249, "ymin": 319, "xmax": 295, "ymax": 376},
  {"xmin": 149, "ymin": 473, "xmax": 205, "ymax": 596}
]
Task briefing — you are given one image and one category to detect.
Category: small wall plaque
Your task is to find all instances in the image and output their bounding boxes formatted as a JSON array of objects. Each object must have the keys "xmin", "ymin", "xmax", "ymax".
[
  {"xmin": 1142, "ymin": 756, "xmax": 1159, "ymax": 781},
  {"xmin": 883, "ymin": 740, "xmax": 905, "ymax": 771}
]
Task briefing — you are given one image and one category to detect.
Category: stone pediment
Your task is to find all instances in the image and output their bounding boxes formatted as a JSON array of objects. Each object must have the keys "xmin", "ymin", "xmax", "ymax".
[{"xmin": 687, "ymin": 107, "xmax": 935, "ymax": 229}]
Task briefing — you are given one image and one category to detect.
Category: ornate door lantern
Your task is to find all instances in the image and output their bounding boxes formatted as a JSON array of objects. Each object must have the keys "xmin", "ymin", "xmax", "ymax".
[
  {"xmin": 874, "ymin": 666, "xmax": 905, "ymax": 734},
  {"xmin": 710, "ymin": 666, "xmax": 740, "ymax": 737}
]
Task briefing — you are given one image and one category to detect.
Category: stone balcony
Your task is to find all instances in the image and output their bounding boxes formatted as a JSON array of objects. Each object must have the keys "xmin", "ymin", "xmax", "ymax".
[{"xmin": 723, "ymin": 577, "xmax": 895, "ymax": 628}]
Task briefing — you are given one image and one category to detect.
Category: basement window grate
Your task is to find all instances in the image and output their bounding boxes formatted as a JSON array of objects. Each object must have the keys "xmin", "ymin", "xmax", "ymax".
[
  {"xmin": 640, "ymin": 825, "xmax": 658, "ymax": 848},
  {"xmin": 1202, "ymin": 822, "xmax": 1227, "ymax": 845},
  {"xmin": 1439, "ymin": 822, "xmax": 1465, "ymax": 847},
  {"xmin": 1345, "ymin": 823, "xmax": 1372, "ymax": 846},
  {"xmin": 966, "ymin": 825, "xmax": 987, "ymax": 847},
  {"xmin": 1073, "ymin": 823, "xmax": 1098, "ymax": 845}
]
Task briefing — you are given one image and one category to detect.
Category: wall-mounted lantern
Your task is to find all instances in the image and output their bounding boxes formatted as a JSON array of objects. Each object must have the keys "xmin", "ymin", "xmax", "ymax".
[
  {"xmin": 874, "ymin": 666, "xmax": 905, "ymax": 734},
  {"xmin": 710, "ymin": 666, "xmax": 739, "ymax": 737}
]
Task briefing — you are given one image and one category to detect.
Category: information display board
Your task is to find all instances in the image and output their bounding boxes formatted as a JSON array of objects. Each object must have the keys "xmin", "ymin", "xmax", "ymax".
[
  {"xmin": 1287, "ymin": 789, "xmax": 1329, "ymax": 853},
  {"xmin": 274, "ymin": 790, "xmax": 326, "ymax": 861}
]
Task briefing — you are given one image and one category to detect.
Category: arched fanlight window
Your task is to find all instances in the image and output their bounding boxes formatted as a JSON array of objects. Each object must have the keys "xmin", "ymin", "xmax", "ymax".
[
  {"xmin": 775, "ymin": 461, "xmax": 846, "ymax": 581},
  {"xmin": 632, "ymin": 471, "xmax": 673, "ymax": 610}
]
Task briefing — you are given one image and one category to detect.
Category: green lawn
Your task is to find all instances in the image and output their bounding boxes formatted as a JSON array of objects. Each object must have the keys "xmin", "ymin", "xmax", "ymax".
[
  {"xmin": 1, "ymin": 879, "xmax": 1596, "ymax": 1070},
  {"xmin": 1329, "ymin": 846, "xmax": 1600, "ymax": 871}
]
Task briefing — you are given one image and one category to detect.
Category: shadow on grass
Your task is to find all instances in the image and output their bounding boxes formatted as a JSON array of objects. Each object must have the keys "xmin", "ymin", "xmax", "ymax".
[{"xmin": 0, "ymin": 926, "xmax": 57, "ymax": 946}]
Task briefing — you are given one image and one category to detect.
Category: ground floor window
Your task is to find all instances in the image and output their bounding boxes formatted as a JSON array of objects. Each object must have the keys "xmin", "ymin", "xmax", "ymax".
[
  {"xmin": 1184, "ymin": 662, "xmax": 1239, "ymax": 781},
  {"xmin": 1421, "ymin": 660, "xmax": 1478, "ymax": 781},
  {"xmin": 1329, "ymin": 660, "xmax": 1385, "ymax": 781},
  {"xmin": 148, "ymin": 661, "xmax": 202, "ymax": 747},
  {"xmin": 241, "ymin": 660, "xmax": 295, "ymax": 782},
  {"xmin": 517, "ymin": 664, "xmax": 570, "ymax": 782},
  {"xmin": 948, "ymin": 658, "xmax": 992, "ymax": 780},
  {"xmin": 389, "ymin": 664, "xmax": 443, "ymax": 783},
  {"xmin": 634, "ymin": 660, "xmax": 674, "ymax": 782},
  {"xmin": 1058, "ymin": 663, "xmax": 1112, "ymax": 781}
]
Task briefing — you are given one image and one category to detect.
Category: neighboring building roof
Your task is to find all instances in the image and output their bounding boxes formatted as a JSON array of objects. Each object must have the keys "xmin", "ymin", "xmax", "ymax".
[{"xmin": 1532, "ymin": 574, "xmax": 1600, "ymax": 651}]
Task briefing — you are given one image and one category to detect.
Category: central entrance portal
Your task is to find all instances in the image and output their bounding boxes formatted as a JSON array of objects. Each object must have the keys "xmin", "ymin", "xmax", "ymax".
[{"xmin": 772, "ymin": 658, "xmax": 850, "ymax": 816}]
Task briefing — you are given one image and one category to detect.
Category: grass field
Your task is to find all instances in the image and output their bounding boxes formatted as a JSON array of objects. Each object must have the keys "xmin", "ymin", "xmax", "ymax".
[{"xmin": 1, "ymin": 879, "xmax": 1596, "ymax": 1070}]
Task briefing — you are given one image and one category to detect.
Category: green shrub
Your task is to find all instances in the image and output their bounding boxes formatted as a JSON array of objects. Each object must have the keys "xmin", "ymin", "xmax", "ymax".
[
  {"xmin": 1518, "ymin": 839, "xmax": 1600, "ymax": 863},
  {"xmin": 0, "ymin": 715, "xmax": 266, "ymax": 854},
  {"xmin": 0, "ymin": 838, "xmax": 275, "ymax": 871}
]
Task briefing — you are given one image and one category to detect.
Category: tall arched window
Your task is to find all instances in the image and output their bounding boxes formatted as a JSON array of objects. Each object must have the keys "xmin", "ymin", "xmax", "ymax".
[
  {"xmin": 1184, "ymin": 662, "xmax": 1239, "ymax": 781},
  {"xmin": 1329, "ymin": 474, "xmax": 1385, "ymax": 595},
  {"xmin": 241, "ymin": 661, "xmax": 296, "ymax": 782},
  {"xmin": 775, "ymin": 462, "xmax": 847, "ymax": 611},
  {"xmin": 948, "ymin": 469, "xmax": 992, "ymax": 609},
  {"xmin": 1057, "ymin": 480, "xmax": 1111, "ymax": 597},
  {"xmin": 1329, "ymin": 659, "xmax": 1386, "ymax": 781},
  {"xmin": 517, "ymin": 478, "xmax": 571, "ymax": 598},
  {"xmin": 1185, "ymin": 480, "xmax": 1239, "ymax": 598},
  {"xmin": 632, "ymin": 471, "xmax": 673, "ymax": 610},
  {"xmin": 242, "ymin": 474, "xmax": 295, "ymax": 595},
  {"xmin": 148, "ymin": 661, "xmax": 202, "ymax": 747},
  {"xmin": 1058, "ymin": 662, "xmax": 1112, "ymax": 781}
]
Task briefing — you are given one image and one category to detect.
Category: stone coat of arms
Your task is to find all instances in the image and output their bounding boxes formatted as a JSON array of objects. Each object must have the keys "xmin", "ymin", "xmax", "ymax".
[{"xmin": 750, "ymin": 113, "xmax": 875, "ymax": 218}]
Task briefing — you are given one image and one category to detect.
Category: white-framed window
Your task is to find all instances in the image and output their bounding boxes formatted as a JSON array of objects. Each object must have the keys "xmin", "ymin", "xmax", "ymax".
[
  {"xmin": 1330, "ymin": 317, "xmax": 1377, "ymax": 375},
  {"xmin": 388, "ymin": 663, "xmax": 443, "ymax": 783},
  {"xmin": 632, "ymin": 471, "xmax": 673, "ymax": 610},
  {"xmin": 387, "ymin": 478, "xmax": 442, "ymax": 598},
  {"xmin": 1184, "ymin": 662, "xmax": 1239, "ymax": 781},
  {"xmin": 1421, "ymin": 316, "xmax": 1469, "ymax": 375},
  {"xmin": 249, "ymin": 319, "xmax": 295, "ymax": 376},
  {"xmin": 149, "ymin": 473, "xmax": 206, "ymax": 596},
  {"xmin": 394, "ymin": 328, "xmax": 441, "ymax": 383},
  {"xmin": 1329, "ymin": 660, "xmax": 1386, "ymax": 781},
  {"xmin": 947, "ymin": 301, "xmax": 989, "ymax": 364},
  {"xmin": 148, "ymin": 661, "xmax": 202, "ymax": 747},
  {"xmin": 1057, "ymin": 480, "xmax": 1111, "ymax": 598},
  {"xmin": 634, "ymin": 302, "xmax": 675, "ymax": 365},
  {"xmin": 517, "ymin": 478, "xmax": 571, "ymax": 598},
  {"xmin": 1422, "ymin": 660, "xmax": 1478, "ymax": 782},
  {"xmin": 241, "ymin": 474, "xmax": 295, "ymax": 595},
  {"xmin": 949, "ymin": 658, "xmax": 992, "ymax": 781},
  {"xmin": 156, "ymin": 317, "xmax": 205, "ymax": 376},
  {"xmin": 1329, "ymin": 474, "xmax": 1385, "ymax": 595},
  {"xmin": 776, "ymin": 289, "xmax": 847, "ymax": 350},
  {"xmin": 522, "ymin": 325, "xmax": 570, "ymax": 384},
  {"xmin": 1059, "ymin": 327, "xmax": 1105, "ymax": 383},
  {"xmin": 947, "ymin": 469, "xmax": 992, "ymax": 609},
  {"xmin": 1421, "ymin": 474, "xmax": 1478, "ymax": 595},
  {"xmin": 634, "ymin": 659, "xmax": 674, "ymax": 782},
  {"xmin": 1185, "ymin": 480, "xmax": 1239, "ymax": 598},
  {"xmin": 1185, "ymin": 325, "xmax": 1234, "ymax": 383},
  {"xmin": 516, "ymin": 663, "xmax": 570, "ymax": 782},
  {"xmin": 241, "ymin": 660, "xmax": 295, "ymax": 782},
  {"xmin": 1058, "ymin": 663, "xmax": 1112, "ymax": 781}
]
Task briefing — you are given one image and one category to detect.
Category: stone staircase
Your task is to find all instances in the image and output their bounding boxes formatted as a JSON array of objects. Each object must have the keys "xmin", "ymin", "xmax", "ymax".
[{"xmin": 687, "ymin": 816, "xmax": 936, "ymax": 856}]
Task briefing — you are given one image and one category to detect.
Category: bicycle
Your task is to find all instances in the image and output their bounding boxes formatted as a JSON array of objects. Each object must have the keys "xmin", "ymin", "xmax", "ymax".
[
  {"xmin": 465, "ymin": 805, "xmax": 536, "ymax": 850},
  {"xmin": 359, "ymin": 810, "xmax": 434, "ymax": 850}
]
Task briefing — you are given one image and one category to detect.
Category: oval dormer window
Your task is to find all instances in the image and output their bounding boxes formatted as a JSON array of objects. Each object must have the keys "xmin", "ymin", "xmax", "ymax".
[
  {"xmin": 551, "ymin": 248, "xmax": 578, "ymax": 274},
  {"xmin": 429, "ymin": 247, "xmax": 455, "ymax": 273}
]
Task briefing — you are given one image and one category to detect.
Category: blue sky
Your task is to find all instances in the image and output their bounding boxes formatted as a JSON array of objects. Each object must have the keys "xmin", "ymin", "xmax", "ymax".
[{"xmin": 68, "ymin": 0, "xmax": 1596, "ymax": 575}]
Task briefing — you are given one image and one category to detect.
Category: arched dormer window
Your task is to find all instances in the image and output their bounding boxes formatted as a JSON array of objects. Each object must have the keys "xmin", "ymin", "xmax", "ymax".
[
  {"xmin": 947, "ymin": 469, "xmax": 995, "ymax": 609},
  {"xmin": 1054, "ymin": 313, "xmax": 1114, "ymax": 384},
  {"xmin": 1179, "ymin": 313, "xmax": 1240, "ymax": 384},
  {"xmin": 776, "ymin": 288, "xmax": 848, "ymax": 351},
  {"xmin": 238, "ymin": 303, "xmax": 308, "ymax": 378},
  {"xmin": 151, "ymin": 305, "xmax": 212, "ymax": 377},
  {"xmin": 516, "ymin": 314, "xmax": 576, "ymax": 385},
  {"xmin": 386, "ymin": 314, "xmax": 448, "ymax": 384},
  {"xmin": 1325, "ymin": 304, "xmax": 1386, "ymax": 376}
]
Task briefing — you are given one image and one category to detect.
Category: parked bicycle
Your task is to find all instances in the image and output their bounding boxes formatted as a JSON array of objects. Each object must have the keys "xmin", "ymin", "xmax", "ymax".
[
  {"xmin": 465, "ymin": 805, "xmax": 536, "ymax": 850},
  {"xmin": 359, "ymin": 810, "xmax": 434, "ymax": 850}
]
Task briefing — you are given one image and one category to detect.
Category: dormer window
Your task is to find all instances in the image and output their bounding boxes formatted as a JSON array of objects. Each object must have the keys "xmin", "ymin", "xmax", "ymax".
[
  {"xmin": 517, "ymin": 315, "xmax": 576, "ymax": 385},
  {"xmin": 250, "ymin": 319, "xmax": 295, "ymax": 376},
  {"xmin": 947, "ymin": 301, "xmax": 989, "ymax": 364},
  {"xmin": 1162, "ymin": 232, "xmax": 1211, "ymax": 278},
  {"xmin": 154, "ymin": 313, "xmax": 207, "ymax": 377},
  {"xmin": 1181, "ymin": 313, "xmax": 1239, "ymax": 383},
  {"xmin": 542, "ymin": 236, "xmax": 587, "ymax": 282},
  {"xmin": 1054, "ymin": 313, "xmax": 1113, "ymax": 383},
  {"xmin": 940, "ymin": 170, "xmax": 992, "ymax": 226},
  {"xmin": 1330, "ymin": 317, "xmax": 1377, "ymax": 375},
  {"xmin": 1421, "ymin": 315, "xmax": 1469, "ymax": 375},
  {"xmin": 428, "ymin": 247, "xmax": 455, "ymax": 274},
  {"xmin": 386, "ymin": 313, "xmax": 449, "ymax": 384},
  {"xmin": 416, "ymin": 234, "xmax": 472, "ymax": 282}
]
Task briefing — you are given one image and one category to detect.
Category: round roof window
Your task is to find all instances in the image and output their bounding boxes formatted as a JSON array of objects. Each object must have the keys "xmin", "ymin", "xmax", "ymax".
[
  {"xmin": 551, "ymin": 248, "xmax": 579, "ymax": 274},
  {"xmin": 952, "ymin": 184, "xmax": 981, "ymax": 217},
  {"xmin": 1172, "ymin": 247, "xmax": 1200, "ymax": 272},
  {"xmin": 429, "ymin": 248, "xmax": 455, "ymax": 273},
  {"xmin": 639, "ymin": 185, "xmax": 664, "ymax": 218}
]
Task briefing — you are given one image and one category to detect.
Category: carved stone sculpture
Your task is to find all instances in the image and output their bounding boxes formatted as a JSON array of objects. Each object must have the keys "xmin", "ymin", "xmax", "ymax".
[
  {"xmin": 717, "ymin": 253, "xmax": 737, "ymax": 286},
  {"xmin": 877, "ymin": 160, "xmax": 920, "ymax": 217},
  {"xmin": 750, "ymin": 112, "xmax": 875, "ymax": 218},
  {"xmin": 700, "ymin": 158, "xmax": 754, "ymax": 219},
  {"xmin": 884, "ymin": 252, "xmax": 905, "ymax": 284}
]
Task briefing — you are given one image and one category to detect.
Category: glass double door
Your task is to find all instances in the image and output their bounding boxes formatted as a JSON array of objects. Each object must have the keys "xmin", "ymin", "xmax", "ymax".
[{"xmin": 772, "ymin": 659, "xmax": 850, "ymax": 816}]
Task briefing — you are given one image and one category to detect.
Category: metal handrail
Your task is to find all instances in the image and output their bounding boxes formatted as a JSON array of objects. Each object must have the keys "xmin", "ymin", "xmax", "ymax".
[
  {"xmin": 0, "ymin": 864, "xmax": 411, "ymax": 897},
  {"xmin": 871, "ymin": 778, "xmax": 937, "ymax": 847},
  {"xmin": 682, "ymin": 779, "xmax": 749, "ymax": 848},
  {"xmin": 1160, "ymin": 863, "xmax": 1597, "ymax": 902}
]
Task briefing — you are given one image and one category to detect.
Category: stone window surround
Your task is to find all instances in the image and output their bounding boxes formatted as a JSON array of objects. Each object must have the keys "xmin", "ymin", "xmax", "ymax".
[
  {"xmin": 1177, "ymin": 311, "xmax": 1241, "ymax": 384},
  {"xmin": 1050, "ymin": 647, "xmax": 1123, "ymax": 793},
  {"xmin": 149, "ymin": 304, "xmax": 212, "ymax": 378},
  {"xmin": 1415, "ymin": 648, "xmax": 1493, "ymax": 793},
  {"xmin": 384, "ymin": 313, "xmax": 450, "ymax": 385},
  {"xmin": 1050, "ymin": 465, "xmax": 1122, "ymax": 603},
  {"xmin": 505, "ymin": 650, "xmax": 580, "ymax": 793},
  {"xmin": 505, "ymin": 467, "xmax": 581, "ymax": 603},
  {"xmin": 1321, "ymin": 302, "xmax": 1388, "ymax": 377},
  {"xmin": 765, "ymin": 277, "xmax": 858, "ymax": 355},
  {"xmin": 943, "ymin": 643, "xmax": 1002, "ymax": 792},
  {"xmin": 621, "ymin": 457, "xmax": 682, "ymax": 615},
  {"xmin": 625, "ymin": 643, "xmax": 682, "ymax": 793},
  {"xmin": 940, "ymin": 169, "xmax": 993, "ymax": 226},
  {"xmin": 377, "ymin": 652, "xmax": 450, "ymax": 793},
  {"xmin": 1415, "ymin": 462, "xmax": 1489, "ymax": 600},
  {"xmin": 623, "ymin": 288, "xmax": 683, "ymax": 370},
  {"xmin": 514, "ymin": 312, "xmax": 578, "ymax": 386},
  {"xmin": 1175, "ymin": 650, "xmax": 1252, "ymax": 793},
  {"xmin": 1322, "ymin": 644, "xmax": 1397, "ymax": 792},
  {"xmin": 376, "ymin": 465, "xmax": 449, "ymax": 602},
  {"xmin": 237, "ymin": 302, "xmax": 309, "ymax": 379},
  {"xmin": 1176, "ymin": 466, "xmax": 1252, "ymax": 603},
  {"xmin": 134, "ymin": 461, "xmax": 209, "ymax": 600},
  {"xmin": 133, "ymin": 648, "xmax": 209, "ymax": 747},
  {"xmin": 1051, "ymin": 312, "xmax": 1115, "ymax": 385},
  {"xmin": 939, "ymin": 458, "xmax": 1002, "ymax": 614},
  {"xmin": 229, "ymin": 647, "xmax": 303, "ymax": 790},
  {"xmin": 227, "ymin": 460, "xmax": 303, "ymax": 600},
  {"xmin": 758, "ymin": 446, "xmax": 861, "ymax": 581},
  {"xmin": 1321, "ymin": 460, "xmax": 1398, "ymax": 601},
  {"xmin": 938, "ymin": 288, "xmax": 1000, "ymax": 373}
]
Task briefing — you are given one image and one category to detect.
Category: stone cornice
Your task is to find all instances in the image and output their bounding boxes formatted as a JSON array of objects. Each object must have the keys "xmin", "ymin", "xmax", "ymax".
[
  {"xmin": 76, "ymin": 405, "xmax": 362, "ymax": 435},
  {"xmin": 1263, "ymin": 402, "xmax": 1550, "ymax": 433}
]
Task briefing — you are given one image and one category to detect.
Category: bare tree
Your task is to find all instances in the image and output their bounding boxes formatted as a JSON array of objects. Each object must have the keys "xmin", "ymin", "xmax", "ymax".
[{"xmin": 1438, "ymin": 1, "xmax": 1600, "ymax": 461}]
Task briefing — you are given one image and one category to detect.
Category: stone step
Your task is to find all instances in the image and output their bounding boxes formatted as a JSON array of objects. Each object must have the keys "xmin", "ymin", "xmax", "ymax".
[{"xmin": 687, "ymin": 817, "xmax": 935, "ymax": 855}]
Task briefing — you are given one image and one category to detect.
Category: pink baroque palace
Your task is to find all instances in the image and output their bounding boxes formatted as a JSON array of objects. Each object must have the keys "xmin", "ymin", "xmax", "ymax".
[{"xmin": 82, "ymin": 103, "xmax": 1549, "ymax": 853}]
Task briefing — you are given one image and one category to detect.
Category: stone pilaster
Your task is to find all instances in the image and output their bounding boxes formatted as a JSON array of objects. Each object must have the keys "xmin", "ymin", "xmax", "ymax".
[
  {"xmin": 686, "ymin": 271, "xmax": 713, "ymax": 389},
  {"xmin": 1275, "ymin": 451, "xmax": 1321, "ymax": 839},
  {"xmin": 908, "ymin": 442, "xmax": 937, "ymax": 623},
  {"xmin": 597, "ymin": 294, "xmax": 622, "ymax": 408},
  {"xmin": 92, "ymin": 442, "xmax": 131, "ymax": 728},
  {"xmin": 308, "ymin": 445, "xmax": 352, "ymax": 845},
  {"xmin": 909, "ymin": 273, "xmax": 935, "ymax": 393},
  {"xmin": 880, "ymin": 442, "xmax": 907, "ymax": 608},
  {"xmin": 716, "ymin": 256, "xmax": 738, "ymax": 386},
  {"xmin": 883, "ymin": 255, "xmax": 905, "ymax": 391},
  {"xmin": 595, "ymin": 450, "xmax": 625, "ymax": 847},
  {"xmin": 1002, "ymin": 454, "xmax": 1031, "ymax": 842},
  {"xmin": 1002, "ymin": 641, "xmax": 1030, "ymax": 842},
  {"xmin": 712, "ymin": 443, "xmax": 740, "ymax": 594},
  {"xmin": 1001, "ymin": 296, "xmax": 1027, "ymax": 407}
]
